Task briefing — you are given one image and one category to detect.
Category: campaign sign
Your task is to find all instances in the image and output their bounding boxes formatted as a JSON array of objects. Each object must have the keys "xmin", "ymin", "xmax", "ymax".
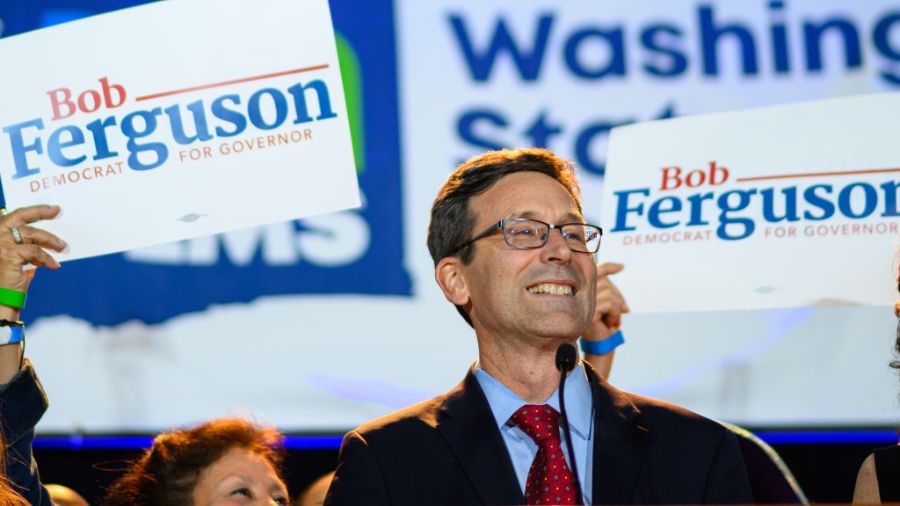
[
  {"xmin": 0, "ymin": 0, "xmax": 359, "ymax": 261},
  {"xmin": 2, "ymin": 0, "xmax": 411, "ymax": 331},
  {"xmin": 603, "ymin": 93, "xmax": 900, "ymax": 312}
]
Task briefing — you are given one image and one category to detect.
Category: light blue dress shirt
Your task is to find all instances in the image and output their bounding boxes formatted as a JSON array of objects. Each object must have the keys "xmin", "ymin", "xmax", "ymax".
[{"xmin": 474, "ymin": 362, "xmax": 594, "ymax": 504}]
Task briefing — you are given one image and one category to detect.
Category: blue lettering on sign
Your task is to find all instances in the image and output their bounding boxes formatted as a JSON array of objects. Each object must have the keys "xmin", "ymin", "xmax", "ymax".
[
  {"xmin": 610, "ymin": 180, "xmax": 900, "ymax": 242},
  {"xmin": 448, "ymin": 4, "xmax": 899, "ymax": 84},
  {"xmin": 448, "ymin": 3, "xmax": 900, "ymax": 175},
  {"xmin": 448, "ymin": 14, "xmax": 553, "ymax": 82},
  {"xmin": 7, "ymin": 0, "xmax": 411, "ymax": 326},
  {"xmin": 456, "ymin": 103, "xmax": 674, "ymax": 176},
  {"xmin": 3, "ymin": 80, "xmax": 338, "ymax": 177}
]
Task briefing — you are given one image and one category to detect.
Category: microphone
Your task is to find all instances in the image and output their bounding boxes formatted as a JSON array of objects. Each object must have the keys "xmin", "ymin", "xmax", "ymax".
[
  {"xmin": 555, "ymin": 343, "xmax": 584, "ymax": 505},
  {"xmin": 556, "ymin": 342, "xmax": 576, "ymax": 372}
]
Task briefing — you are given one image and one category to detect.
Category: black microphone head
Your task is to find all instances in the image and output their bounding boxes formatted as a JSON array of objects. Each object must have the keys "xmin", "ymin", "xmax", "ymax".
[{"xmin": 555, "ymin": 343, "xmax": 577, "ymax": 373}]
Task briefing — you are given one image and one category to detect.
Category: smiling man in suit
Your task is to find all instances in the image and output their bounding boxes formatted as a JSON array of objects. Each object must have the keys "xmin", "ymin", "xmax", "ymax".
[{"xmin": 324, "ymin": 148, "xmax": 752, "ymax": 506}]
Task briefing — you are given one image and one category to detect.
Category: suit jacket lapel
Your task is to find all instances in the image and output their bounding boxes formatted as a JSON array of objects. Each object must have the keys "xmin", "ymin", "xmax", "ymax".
[
  {"xmin": 437, "ymin": 367, "xmax": 525, "ymax": 506},
  {"xmin": 587, "ymin": 364, "xmax": 649, "ymax": 505}
]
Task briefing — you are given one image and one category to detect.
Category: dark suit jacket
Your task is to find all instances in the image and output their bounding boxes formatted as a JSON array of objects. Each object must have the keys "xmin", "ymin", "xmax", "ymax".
[{"xmin": 324, "ymin": 364, "xmax": 753, "ymax": 505}]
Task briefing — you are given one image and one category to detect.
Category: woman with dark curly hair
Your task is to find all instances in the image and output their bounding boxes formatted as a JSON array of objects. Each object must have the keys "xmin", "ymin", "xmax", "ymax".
[
  {"xmin": 103, "ymin": 417, "xmax": 289, "ymax": 505},
  {"xmin": 852, "ymin": 274, "xmax": 900, "ymax": 503}
]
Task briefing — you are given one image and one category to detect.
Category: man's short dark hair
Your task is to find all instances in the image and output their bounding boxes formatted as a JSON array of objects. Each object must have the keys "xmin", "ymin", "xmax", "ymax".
[{"xmin": 427, "ymin": 148, "xmax": 583, "ymax": 325}]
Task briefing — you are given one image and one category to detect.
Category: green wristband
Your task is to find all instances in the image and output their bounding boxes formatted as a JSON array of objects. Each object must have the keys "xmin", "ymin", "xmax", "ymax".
[{"xmin": 0, "ymin": 288, "xmax": 26, "ymax": 309}]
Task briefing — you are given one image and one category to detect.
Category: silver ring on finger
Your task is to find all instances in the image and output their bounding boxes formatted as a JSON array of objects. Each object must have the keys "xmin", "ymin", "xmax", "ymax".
[{"xmin": 10, "ymin": 227, "xmax": 22, "ymax": 245}]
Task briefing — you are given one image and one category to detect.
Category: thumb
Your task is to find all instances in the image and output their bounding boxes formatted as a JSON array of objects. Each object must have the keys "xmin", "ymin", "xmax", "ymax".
[{"xmin": 597, "ymin": 262, "xmax": 624, "ymax": 276}]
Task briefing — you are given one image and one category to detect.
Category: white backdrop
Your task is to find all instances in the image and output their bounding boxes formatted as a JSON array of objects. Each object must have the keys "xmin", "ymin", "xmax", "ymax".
[{"xmin": 14, "ymin": 0, "xmax": 900, "ymax": 432}]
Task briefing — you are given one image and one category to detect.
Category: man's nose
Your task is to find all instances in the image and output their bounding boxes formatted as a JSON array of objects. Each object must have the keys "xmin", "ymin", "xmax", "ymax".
[{"xmin": 539, "ymin": 228, "xmax": 573, "ymax": 262}]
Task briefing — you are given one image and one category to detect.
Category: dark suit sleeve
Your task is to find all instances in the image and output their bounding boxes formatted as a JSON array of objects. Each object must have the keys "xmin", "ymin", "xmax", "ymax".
[
  {"xmin": 704, "ymin": 428, "xmax": 754, "ymax": 504},
  {"xmin": 0, "ymin": 361, "xmax": 52, "ymax": 506},
  {"xmin": 324, "ymin": 430, "xmax": 391, "ymax": 506}
]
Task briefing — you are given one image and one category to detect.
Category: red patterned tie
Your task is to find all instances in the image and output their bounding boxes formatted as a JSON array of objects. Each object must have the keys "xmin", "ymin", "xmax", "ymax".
[{"xmin": 510, "ymin": 404, "xmax": 578, "ymax": 505}]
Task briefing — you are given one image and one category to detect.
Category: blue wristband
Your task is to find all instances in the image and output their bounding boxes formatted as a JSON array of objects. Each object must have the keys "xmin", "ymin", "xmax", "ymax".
[
  {"xmin": 580, "ymin": 330, "xmax": 624, "ymax": 355},
  {"xmin": 0, "ymin": 326, "xmax": 23, "ymax": 345}
]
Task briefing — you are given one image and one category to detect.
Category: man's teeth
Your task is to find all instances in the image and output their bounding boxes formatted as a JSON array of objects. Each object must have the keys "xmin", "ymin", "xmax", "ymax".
[{"xmin": 527, "ymin": 283, "xmax": 573, "ymax": 295}]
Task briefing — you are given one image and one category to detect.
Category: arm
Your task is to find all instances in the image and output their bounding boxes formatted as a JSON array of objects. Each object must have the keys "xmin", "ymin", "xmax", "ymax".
[
  {"xmin": 324, "ymin": 431, "xmax": 390, "ymax": 506},
  {"xmin": 0, "ymin": 361, "xmax": 51, "ymax": 506},
  {"xmin": 581, "ymin": 262, "xmax": 629, "ymax": 379},
  {"xmin": 853, "ymin": 454, "xmax": 880, "ymax": 504},
  {"xmin": 0, "ymin": 205, "xmax": 66, "ymax": 506}
]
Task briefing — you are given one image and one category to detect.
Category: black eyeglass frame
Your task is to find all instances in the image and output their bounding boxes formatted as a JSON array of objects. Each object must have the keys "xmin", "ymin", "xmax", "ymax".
[{"xmin": 451, "ymin": 218, "xmax": 603, "ymax": 255}]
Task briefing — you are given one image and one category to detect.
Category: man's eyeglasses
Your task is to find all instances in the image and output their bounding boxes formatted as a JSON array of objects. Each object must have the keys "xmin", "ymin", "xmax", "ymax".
[{"xmin": 453, "ymin": 218, "xmax": 602, "ymax": 254}]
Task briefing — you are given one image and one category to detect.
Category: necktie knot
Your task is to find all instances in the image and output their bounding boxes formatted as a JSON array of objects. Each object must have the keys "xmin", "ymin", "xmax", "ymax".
[{"xmin": 511, "ymin": 404, "xmax": 561, "ymax": 445}]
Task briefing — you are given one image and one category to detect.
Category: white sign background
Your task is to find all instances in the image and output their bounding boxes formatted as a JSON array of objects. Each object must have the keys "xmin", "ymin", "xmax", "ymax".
[
  {"xmin": 0, "ymin": 0, "xmax": 359, "ymax": 260},
  {"xmin": 603, "ymin": 94, "xmax": 900, "ymax": 313}
]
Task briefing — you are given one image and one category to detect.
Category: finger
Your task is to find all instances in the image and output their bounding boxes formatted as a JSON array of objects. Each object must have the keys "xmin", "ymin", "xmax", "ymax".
[
  {"xmin": 596, "ymin": 262, "xmax": 624, "ymax": 277},
  {"xmin": 595, "ymin": 274, "xmax": 614, "ymax": 294},
  {"xmin": 595, "ymin": 285, "xmax": 616, "ymax": 307},
  {"xmin": 617, "ymin": 288, "xmax": 631, "ymax": 314},
  {"xmin": 2, "ymin": 205, "xmax": 61, "ymax": 228},
  {"xmin": 18, "ymin": 225, "xmax": 67, "ymax": 251},
  {"xmin": 594, "ymin": 299, "xmax": 613, "ymax": 316},
  {"xmin": 602, "ymin": 312, "xmax": 622, "ymax": 330},
  {"xmin": 596, "ymin": 297, "xmax": 623, "ymax": 321},
  {"xmin": 583, "ymin": 318, "xmax": 611, "ymax": 341},
  {"xmin": 596, "ymin": 288, "xmax": 626, "ymax": 318},
  {"xmin": 608, "ymin": 282, "xmax": 630, "ymax": 314},
  {"xmin": 17, "ymin": 244, "xmax": 60, "ymax": 270}
]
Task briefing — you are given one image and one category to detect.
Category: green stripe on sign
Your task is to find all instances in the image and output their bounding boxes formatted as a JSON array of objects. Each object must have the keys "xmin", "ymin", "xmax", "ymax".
[{"xmin": 336, "ymin": 32, "xmax": 365, "ymax": 174}]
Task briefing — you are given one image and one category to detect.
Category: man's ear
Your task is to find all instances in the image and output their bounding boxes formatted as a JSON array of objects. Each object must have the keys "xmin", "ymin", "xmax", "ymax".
[{"xmin": 435, "ymin": 256, "xmax": 470, "ymax": 306}]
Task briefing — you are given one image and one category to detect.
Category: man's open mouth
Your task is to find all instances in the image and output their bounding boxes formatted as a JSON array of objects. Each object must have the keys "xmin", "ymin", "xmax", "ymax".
[{"xmin": 526, "ymin": 283, "xmax": 575, "ymax": 296}]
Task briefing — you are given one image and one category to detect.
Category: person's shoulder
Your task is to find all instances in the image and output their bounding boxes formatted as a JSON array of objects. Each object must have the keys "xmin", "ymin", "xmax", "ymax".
[
  {"xmin": 349, "ymin": 369, "xmax": 485, "ymax": 440},
  {"xmin": 631, "ymin": 391, "xmax": 718, "ymax": 424},
  {"xmin": 602, "ymin": 380, "xmax": 729, "ymax": 438},
  {"xmin": 603, "ymin": 384, "xmax": 746, "ymax": 471},
  {"xmin": 350, "ymin": 391, "xmax": 452, "ymax": 440}
]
